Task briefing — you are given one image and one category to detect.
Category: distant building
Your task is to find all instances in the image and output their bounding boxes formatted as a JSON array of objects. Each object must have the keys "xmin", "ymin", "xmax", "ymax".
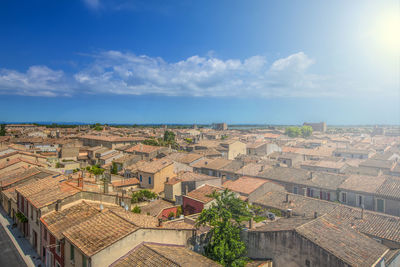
[
  {"xmin": 303, "ymin": 122, "xmax": 326, "ymax": 132},
  {"xmin": 212, "ymin": 123, "xmax": 227, "ymax": 131}
]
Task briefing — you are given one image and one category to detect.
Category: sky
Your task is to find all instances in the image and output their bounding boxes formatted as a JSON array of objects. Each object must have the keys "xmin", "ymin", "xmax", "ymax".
[{"xmin": 0, "ymin": 0, "xmax": 399, "ymax": 124}]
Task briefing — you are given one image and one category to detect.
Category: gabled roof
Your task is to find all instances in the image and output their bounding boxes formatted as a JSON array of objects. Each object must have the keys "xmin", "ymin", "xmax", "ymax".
[
  {"xmin": 223, "ymin": 176, "xmax": 269, "ymax": 195},
  {"xmin": 0, "ymin": 167, "xmax": 56, "ymax": 188},
  {"xmin": 16, "ymin": 175, "xmax": 80, "ymax": 209},
  {"xmin": 138, "ymin": 159, "xmax": 173, "ymax": 174},
  {"xmin": 63, "ymin": 210, "xmax": 138, "ymax": 257},
  {"xmin": 260, "ymin": 167, "xmax": 348, "ymax": 191},
  {"xmin": 295, "ymin": 214, "xmax": 389, "ymax": 267},
  {"xmin": 191, "ymin": 158, "xmax": 231, "ymax": 170},
  {"xmin": 125, "ymin": 144, "xmax": 161, "ymax": 154},
  {"xmin": 41, "ymin": 201, "xmax": 100, "ymax": 239},
  {"xmin": 111, "ymin": 243, "xmax": 221, "ymax": 267},
  {"xmin": 185, "ymin": 184, "xmax": 223, "ymax": 204},
  {"xmin": 254, "ymin": 191, "xmax": 400, "ymax": 244}
]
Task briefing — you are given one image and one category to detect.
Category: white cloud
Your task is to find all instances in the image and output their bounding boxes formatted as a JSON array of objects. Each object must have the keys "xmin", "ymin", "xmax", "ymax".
[
  {"xmin": 0, "ymin": 66, "xmax": 70, "ymax": 96},
  {"xmin": 72, "ymin": 51, "xmax": 328, "ymax": 97},
  {"xmin": 1, "ymin": 51, "xmax": 370, "ymax": 98}
]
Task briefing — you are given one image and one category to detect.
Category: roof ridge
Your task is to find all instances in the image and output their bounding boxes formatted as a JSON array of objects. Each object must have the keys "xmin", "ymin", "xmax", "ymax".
[
  {"xmin": 108, "ymin": 209, "xmax": 140, "ymax": 228},
  {"xmin": 143, "ymin": 243, "xmax": 182, "ymax": 266}
]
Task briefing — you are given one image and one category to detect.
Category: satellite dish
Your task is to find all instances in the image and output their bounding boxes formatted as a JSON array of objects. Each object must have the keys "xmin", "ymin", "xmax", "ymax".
[
  {"xmin": 121, "ymin": 201, "xmax": 125, "ymax": 207},
  {"xmin": 125, "ymin": 204, "xmax": 129, "ymax": 211},
  {"xmin": 100, "ymin": 204, "xmax": 104, "ymax": 210}
]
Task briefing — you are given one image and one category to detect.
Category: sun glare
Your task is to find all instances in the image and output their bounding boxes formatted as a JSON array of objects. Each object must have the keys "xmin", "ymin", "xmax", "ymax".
[{"xmin": 373, "ymin": 12, "xmax": 400, "ymax": 55}]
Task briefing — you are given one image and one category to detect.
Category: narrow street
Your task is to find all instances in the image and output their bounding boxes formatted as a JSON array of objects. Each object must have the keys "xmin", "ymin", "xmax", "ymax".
[
  {"xmin": 0, "ymin": 224, "xmax": 27, "ymax": 267},
  {"xmin": 0, "ymin": 208, "xmax": 42, "ymax": 267}
]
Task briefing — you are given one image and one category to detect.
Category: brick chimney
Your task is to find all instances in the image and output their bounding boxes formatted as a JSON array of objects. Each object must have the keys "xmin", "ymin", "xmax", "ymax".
[
  {"xmin": 158, "ymin": 218, "xmax": 163, "ymax": 227},
  {"xmin": 78, "ymin": 177, "xmax": 83, "ymax": 189},
  {"xmin": 55, "ymin": 199, "xmax": 62, "ymax": 211}
]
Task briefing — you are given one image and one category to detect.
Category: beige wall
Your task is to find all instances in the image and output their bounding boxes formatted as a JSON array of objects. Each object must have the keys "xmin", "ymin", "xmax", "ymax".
[
  {"xmin": 164, "ymin": 182, "xmax": 182, "ymax": 201},
  {"xmin": 228, "ymin": 142, "xmax": 246, "ymax": 160},
  {"xmin": 65, "ymin": 228, "xmax": 194, "ymax": 267},
  {"xmin": 139, "ymin": 164, "xmax": 174, "ymax": 193}
]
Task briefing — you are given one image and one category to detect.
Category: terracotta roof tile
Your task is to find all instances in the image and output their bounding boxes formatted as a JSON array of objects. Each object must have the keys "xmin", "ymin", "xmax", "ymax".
[
  {"xmin": 185, "ymin": 184, "xmax": 223, "ymax": 203},
  {"xmin": 296, "ymin": 214, "xmax": 389, "ymax": 267},
  {"xmin": 63, "ymin": 210, "xmax": 138, "ymax": 257}
]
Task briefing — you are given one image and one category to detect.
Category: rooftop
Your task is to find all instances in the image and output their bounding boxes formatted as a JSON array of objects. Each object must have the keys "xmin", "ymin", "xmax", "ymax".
[
  {"xmin": 185, "ymin": 184, "xmax": 223, "ymax": 204},
  {"xmin": 63, "ymin": 210, "xmax": 138, "ymax": 257},
  {"xmin": 295, "ymin": 214, "xmax": 389, "ymax": 267},
  {"xmin": 223, "ymin": 176, "xmax": 268, "ymax": 195},
  {"xmin": 111, "ymin": 243, "xmax": 221, "ymax": 267},
  {"xmin": 41, "ymin": 201, "xmax": 100, "ymax": 239},
  {"xmin": 138, "ymin": 159, "xmax": 173, "ymax": 174}
]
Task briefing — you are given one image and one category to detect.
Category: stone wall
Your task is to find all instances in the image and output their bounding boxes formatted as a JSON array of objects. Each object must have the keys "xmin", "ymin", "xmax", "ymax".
[{"xmin": 243, "ymin": 230, "xmax": 350, "ymax": 267}]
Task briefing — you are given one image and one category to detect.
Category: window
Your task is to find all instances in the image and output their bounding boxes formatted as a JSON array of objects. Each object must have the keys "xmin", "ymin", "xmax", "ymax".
[
  {"xmin": 376, "ymin": 199, "xmax": 384, "ymax": 212},
  {"xmin": 357, "ymin": 195, "xmax": 363, "ymax": 207},
  {"xmin": 70, "ymin": 244, "xmax": 74, "ymax": 261},
  {"xmin": 148, "ymin": 177, "xmax": 151, "ymax": 184},
  {"xmin": 327, "ymin": 192, "xmax": 331, "ymax": 201},
  {"xmin": 56, "ymin": 240, "xmax": 61, "ymax": 255},
  {"xmin": 293, "ymin": 187, "xmax": 298, "ymax": 194},
  {"xmin": 139, "ymin": 175, "xmax": 142, "ymax": 182},
  {"xmin": 56, "ymin": 261, "xmax": 61, "ymax": 267},
  {"xmin": 341, "ymin": 192, "xmax": 347, "ymax": 203},
  {"xmin": 43, "ymin": 228, "xmax": 47, "ymax": 241},
  {"xmin": 307, "ymin": 188, "xmax": 314, "ymax": 197},
  {"xmin": 82, "ymin": 255, "xmax": 87, "ymax": 267}
]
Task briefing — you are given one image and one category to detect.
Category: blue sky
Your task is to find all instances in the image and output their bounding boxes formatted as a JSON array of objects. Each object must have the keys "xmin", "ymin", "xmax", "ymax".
[{"xmin": 0, "ymin": 0, "xmax": 399, "ymax": 124}]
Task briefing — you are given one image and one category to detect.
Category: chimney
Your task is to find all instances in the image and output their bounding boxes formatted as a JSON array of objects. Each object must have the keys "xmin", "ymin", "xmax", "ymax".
[
  {"xmin": 286, "ymin": 209, "xmax": 292, "ymax": 218},
  {"xmin": 314, "ymin": 211, "xmax": 318, "ymax": 219},
  {"xmin": 55, "ymin": 199, "xmax": 62, "ymax": 211},
  {"xmin": 158, "ymin": 218, "xmax": 163, "ymax": 227},
  {"xmin": 361, "ymin": 205, "xmax": 364, "ymax": 219},
  {"xmin": 166, "ymin": 177, "xmax": 169, "ymax": 183},
  {"xmin": 78, "ymin": 177, "xmax": 83, "ymax": 188},
  {"xmin": 285, "ymin": 194, "xmax": 289, "ymax": 203}
]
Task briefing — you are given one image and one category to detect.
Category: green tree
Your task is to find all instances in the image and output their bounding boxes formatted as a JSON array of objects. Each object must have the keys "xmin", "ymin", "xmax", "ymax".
[
  {"xmin": 0, "ymin": 124, "xmax": 6, "ymax": 136},
  {"xmin": 87, "ymin": 165, "xmax": 105, "ymax": 176},
  {"xmin": 168, "ymin": 211, "xmax": 175, "ymax": 219},
  {"xmin": 111, "ymin": 162, "xmax": 118, "ymax": 175},
  {"xmin": 285, "ymin": 126, "xmax": 301, "ymax": 137},
  {"xmin": 301, "ymin": 125, "xmax": 313, "ymax": 138},
  {"xmin": 163, "ymin": 130, "xmax": 176, "ymax": 143},
  {"xmin": 132, "ymin": 205, "xmax": 141, "ymax": 214},
  {"xmin": 196, "ymin": 189, "xmax": 253, "ymax": 267},
  {"xmin": 131, "ymin": 190, "xmax": 158, "ymax": 203}
]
